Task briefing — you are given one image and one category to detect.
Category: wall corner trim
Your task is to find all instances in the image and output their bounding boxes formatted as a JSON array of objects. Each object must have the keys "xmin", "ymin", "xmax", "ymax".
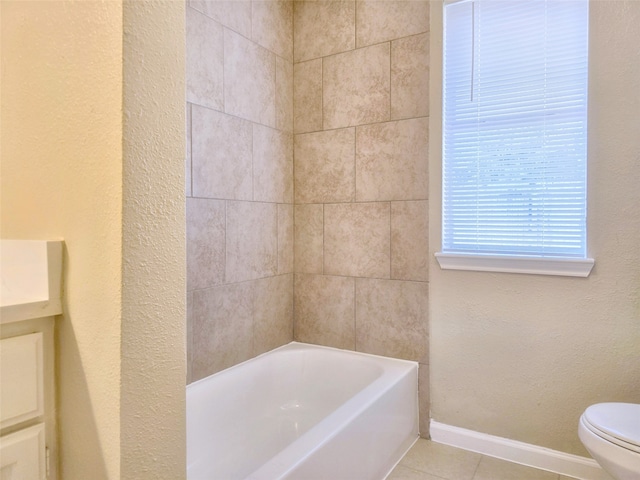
[{"xmin": 429, "ymin": 421, "xmax": 609, "ymax": 480}]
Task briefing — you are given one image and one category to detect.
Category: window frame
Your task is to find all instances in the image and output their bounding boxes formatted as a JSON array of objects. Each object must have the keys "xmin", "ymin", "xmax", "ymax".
[{"xmin": 435, "ymin": 0, "xmax": 594, "ymax": 277}]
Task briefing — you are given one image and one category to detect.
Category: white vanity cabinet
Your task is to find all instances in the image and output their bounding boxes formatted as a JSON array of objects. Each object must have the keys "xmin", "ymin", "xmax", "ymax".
[{"xmin": 1, "ymin": 240, "xmax": 62, "ymax": 480}]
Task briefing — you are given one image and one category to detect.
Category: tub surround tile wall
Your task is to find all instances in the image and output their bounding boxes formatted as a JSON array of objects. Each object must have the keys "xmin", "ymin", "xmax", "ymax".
[
  {"xmin": 293, "ymin": 0, "xmax": 355, "ymax": 63},
  {"xmin": 277, "ymin": 204, "xmax": 294, "ymax": 274},
  {"xmin": 356, "ymin": 1, "xmax": 430, "ymax": 48},
  {"xmin": 186, "ymin": 0, "xmax": 294, "ymax": 383},
  {"xmin": 392, "ymin": 201, "xmax": 429, "ymax": 282},
  {"xmin": 323, "ymin": 202, "xmax": 391, "ymax": 278},
  {"xmin": 294, "ymin": 274, "xmax": 356, "ymax": 351},
  {"xmin": 276, "ymin": 57, "xmax": 294, "ymax": 132},
  {"xmin": 224, "ymin": 29, "xmax": 277, "ymax": 128},
  {"xmin": 355, "ymin": 279, "xmax": 428, "ymax": 363},
  {"xmin": 294, "ymin": 128, "xmax": 356, "ymax": 203},
  {"xmin": 187, "ymin": 0, "xmax": 431, "ymax": 437},
  {"xmin": 293, "ymin": 59, "xmax": 322, "ymax": 133},
  {"xmin": 191, "ymin": 106, "xmax": 253, "ymax": 200},
  {"xmin": 355, "ymin": 118, "xmax": 429, "ymax": 201},
  {"xmin": 391, "ymin": 33, "xmax": 430, "ymax": 120},
  {"xmin": 292, "ymin": 0, "xmax": 430, "ymax": 435},
  {"xmin": 186, "ymin": 7, "xmax": 224, "ymax": 110},
  {"xmin": 252, "ymin": 0, "xmax": 294, "ymax": 61}
]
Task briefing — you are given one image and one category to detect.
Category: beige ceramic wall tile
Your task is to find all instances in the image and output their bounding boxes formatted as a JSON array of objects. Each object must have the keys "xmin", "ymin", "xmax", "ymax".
[
  {"xmin": 253, "ymin": 274, "xmax": 294, "ymax": 355},
  {"xmin": 252, "ymin": 0, "xmax": 293, "ymax": 60},
  {"xmin": 356, "ymin": 0, "xmax": 429, "ymax": 48},
  {"xmin": 294, "ymin": 274, "xmax": 356, "ymax": 350},
  {"xmin": 278, "ymin": 204, "xmax": 294, "ymax": 274},
  {"xmin": 324, "ymin": 202, "xmax": 390, "ymax": 278},
  {"xmin": 224, "ymin": 29, "xmax": 276, "ymax": 127},
  {"xmin": 186, "ymin": 103, "xmax": 192, "ymax": 197},
  {"xmin": 355, "ymin": 278, "xmax": 428, "ymax": 362},
  {"xmin": 187, "ymin": 290, "xmax": 194, "ymax": 384},
  {"xmin": 418, "ymin": 364, "xmax": 429, "ymax": 437},
  {"xmin": 226, "ymin": 201, "xmax": 278, "ymax": 283},
  {"xmin": 323, "ymin": 43, "xmax": 390, "ymax": 129},
  {"xmin": 276, "ymin": 56, "xmax": 294, "ymax": 133},
  {"xmin": 391, "ymin": 33, "xmax": 429, "ymax": 120},
  {"xmin": 294, "ymin": 128, "xmax": 355, "ymax": 203},
  {"xmin": 191, "ymin": 105, "xmax": 252, "ymax": 200},
  {"xmin": 186, "ymin": 198, "xmax": 225, "ymax": 291},
  {"xmin": 356, "ymin": 117, "xmax": 428, "ymax": 201},
  {"xmin": 188, "ymin": 0, "xmax": 252, "ymax": 38},
  {"xmin": 186, "ymin": 7, "xmax": 224, "ymax": 111},
  {"xmin": 294, "ymin": 204, "xmax": 324, "ymax": 274},
  {"xmin": 391, "ymin": 201, "xmax": 428, "ymax": 281},
  {"xmin": 293, "ymin": 59, "xmax": 323, "ymax": 134},
  {"xmin": 253, "ymin": 124, "xmax": 293, "ymax": 203},
  {"xmin": 293, "ymin": 0, "xmax": 355, "ymax": 62},
  {"xmin": 191, "ymin": 282, "xmax": 254, "ymax": 380}
]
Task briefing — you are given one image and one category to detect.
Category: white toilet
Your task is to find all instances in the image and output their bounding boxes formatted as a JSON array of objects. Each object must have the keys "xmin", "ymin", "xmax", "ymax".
[{"xmin": 578, "ymin": 403, "xmax": 640, "ymax": 480}]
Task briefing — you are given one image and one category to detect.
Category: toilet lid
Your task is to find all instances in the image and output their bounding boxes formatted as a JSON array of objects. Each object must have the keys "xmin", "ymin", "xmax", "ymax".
[{"xmin": 583, "ymin": 403, "xmax": 640, "ymax": 449}]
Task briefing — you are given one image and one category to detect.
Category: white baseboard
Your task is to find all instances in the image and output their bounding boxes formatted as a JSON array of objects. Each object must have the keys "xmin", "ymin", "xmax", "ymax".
[{"xmin": 430, "ymin": 421, "xmax": 612, "ymax": 480}]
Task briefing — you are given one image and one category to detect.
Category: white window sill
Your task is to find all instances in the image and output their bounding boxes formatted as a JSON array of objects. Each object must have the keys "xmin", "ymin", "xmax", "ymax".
[{"xmin": 435, "ymin": 252, "xmax": 595, "ymax": 277}]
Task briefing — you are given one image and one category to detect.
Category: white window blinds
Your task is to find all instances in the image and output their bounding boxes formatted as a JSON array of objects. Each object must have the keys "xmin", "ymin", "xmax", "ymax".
[{"xmin": 442, "ymin": 0, "xmax": 589, "ymax": 258}]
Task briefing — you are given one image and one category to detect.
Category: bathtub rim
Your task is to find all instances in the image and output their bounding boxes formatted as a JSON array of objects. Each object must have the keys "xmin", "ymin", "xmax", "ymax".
[{"xmin": 187, "ymin": 341, "xmax": 419, "ymax": 390}]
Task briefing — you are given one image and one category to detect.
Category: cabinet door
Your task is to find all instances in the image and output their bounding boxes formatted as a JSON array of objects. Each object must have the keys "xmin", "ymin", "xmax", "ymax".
[
  {"xmin": 0, "ymin": 423, "xmax": 46, "ymax": 480},
  {"xmin": 0, "ymin": 333, "xmax": 44, "ymax": 428}
]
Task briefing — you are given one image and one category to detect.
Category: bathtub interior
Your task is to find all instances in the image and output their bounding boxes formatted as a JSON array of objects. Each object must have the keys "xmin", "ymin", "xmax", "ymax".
[{"xmin": 187, "ymin": 342, "xmax": 418, "ymax": 480}]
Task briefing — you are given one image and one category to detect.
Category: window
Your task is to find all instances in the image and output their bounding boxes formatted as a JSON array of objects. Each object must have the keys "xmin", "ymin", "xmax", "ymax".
[{"xmin": 437, "ymin": 0, "xmax": 594, "ymax": 277}]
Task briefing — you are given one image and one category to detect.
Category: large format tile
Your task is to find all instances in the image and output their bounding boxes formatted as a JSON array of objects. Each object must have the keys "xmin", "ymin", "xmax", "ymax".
[
  {"xmin": 391, "ymin": 201, "xmax": 429, "ymax": 281},
  {"xmin": 355, "ymin": 278, "xmax": 428, "ymax": 362},
  {"xmin": 226, "ymin": 201, "xmax": 278, "ymax": 283},
  {"xmin": 356, "ymin": 0, "xmax": 429, "ymax": 48},
  {"xmin": 392, "ymin": 33, "xmax": 430, "ymax": 120},
  {"xmin": 191, "ymin": 105, "xmax": 252, "ymax": 200},
  {"xmin": 278, "ymin": 204, "xmax": 294, "ymax": 275},
  {"xmin": 293, "ymin": 59, "xmax": 323, "ymax": 134},
  {"xmin": 473, "ymin": 456, "xmax": 559, "ymax": 480},
  {"xmin": 294, "ymin": 204, "xmax": 324, "ymax": 274},
  {"xmin": 186, "ymin": 7, "xmax": 224, "ymax": 111},
  {"xmin": 252, "ymin": 0, "xmax": 293, "ymax": 60},
  {"xmin": 293, "ymin": 0, "xmax": 355, "ymax": 62},
  {"xmin": 187, "ymin": 198, "xmax": 226, "ymax": 291},
  {"xmin": 323, "ymin": 43, "xmax": 390, "ymax": 129},
  {"xmin": 224, "ymin": 29, "xmax": 276, "ymax": 127},
  {"xmin": 188, "ymin": 0, "xmax": 251, "ymax": 38},
  {"xmin": 294, "ymin": 274, "xmax": 356, "ymax": 350},
  {"xmin": 253, "ymin": 124, "xmax": 293, "ymax": 203},
  {"xmin": 191, "ymin": 282, "xmax": 254, "ymax": 380},
  {"xmin": 294, "ymin": 128, "xmax": 355, "ymax": 203},
  {"xmin": 276, "ymin": 56, "xmax": 294, "ymax": 133},
  {"xmin": 399, "ymin": 439, "xmax": 482, "ymax": 480},
  {"xmin": 387, "ymin": 465, "xmax": 442, "ymax": 480},
  {"xmin": 324, "ymin": 202, "xmax": 390, "ymax": 278},
  {"xmin": 356, "ymin": 117, "xmax": 428, "ymax": 201},
  {"xmin": 253, "ymin": 274, "xmax": 293, "ymax": 355}
]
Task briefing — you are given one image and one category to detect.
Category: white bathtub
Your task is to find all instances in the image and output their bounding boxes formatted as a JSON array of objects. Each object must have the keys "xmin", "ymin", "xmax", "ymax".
[{"xmin": 187, "ymin": 342, "xmax": 419, "ymax": 480}]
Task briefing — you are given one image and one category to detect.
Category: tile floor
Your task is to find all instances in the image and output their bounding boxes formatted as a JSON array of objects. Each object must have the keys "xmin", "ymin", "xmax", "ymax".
[{"xmin": 388, "ymin": 439, "xmax": 578, "ymax": 480}]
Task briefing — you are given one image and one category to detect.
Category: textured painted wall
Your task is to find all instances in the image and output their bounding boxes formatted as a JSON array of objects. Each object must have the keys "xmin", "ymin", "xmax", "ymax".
[
  {"xmin": 1, "ymin": 1, "xmax": 187, "ymax": 477},
  {"xmin": 185, "ymin": 0, "xmax": 294, "ymax": 383},
  {"xmin": 121, "ymin": 1, "xmax": 186, "ymax": 478},
  {"xmin": 292, "ymin": 0, "xmax": 431, "ymax": 435},
  {"xmin": 1, "ymin": 1, "xmax": 123, "ymax": 477},
  {"xmin": 429, "ymin": 1, "xmax": 640, "ymax": 456}
]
